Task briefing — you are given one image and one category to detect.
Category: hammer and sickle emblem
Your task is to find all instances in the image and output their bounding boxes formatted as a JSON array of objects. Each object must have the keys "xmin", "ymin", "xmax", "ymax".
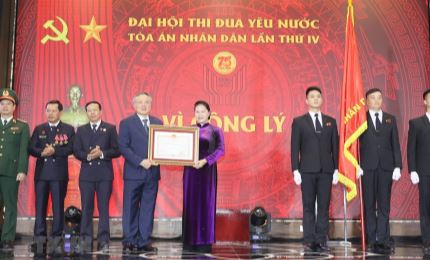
[{"xmin": 41, "ymin": 16, "xmax": 69, "ymax": 44}]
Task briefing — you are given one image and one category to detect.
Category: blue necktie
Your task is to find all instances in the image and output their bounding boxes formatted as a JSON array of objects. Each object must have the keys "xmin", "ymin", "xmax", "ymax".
[{"xmin": 142, "ymin": 119, "xmax": 149, "ymax": 134}]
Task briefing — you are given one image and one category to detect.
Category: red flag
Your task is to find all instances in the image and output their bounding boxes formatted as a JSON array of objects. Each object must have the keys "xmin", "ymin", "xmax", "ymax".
[{"xmin": 338, "ymin": 0, "xmax": 368, "ymax": 202}]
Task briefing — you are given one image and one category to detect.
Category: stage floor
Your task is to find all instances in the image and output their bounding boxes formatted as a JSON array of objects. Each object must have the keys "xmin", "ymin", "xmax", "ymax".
[{"xmin": 1, "ymin": 238, "xmax": 429, "ymax": 259}]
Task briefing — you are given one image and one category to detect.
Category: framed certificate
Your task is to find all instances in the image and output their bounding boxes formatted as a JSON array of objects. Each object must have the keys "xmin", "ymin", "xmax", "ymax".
[{"xmin": 148, "ymin": 125, "xmax": 199, "ymax": 166}]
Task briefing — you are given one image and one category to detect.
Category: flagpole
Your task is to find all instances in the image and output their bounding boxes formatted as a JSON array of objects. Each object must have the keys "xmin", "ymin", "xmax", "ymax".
[
  {"xmin": 345, "ymin": 0, "xmax": 366, "ymax": 251},
  {"xmin": 342, "ymin": 187, "xmax": 348, "ymax": 245},
  {"xmin": 358, "ymin": 177, "xmax": 366, "ymax": 251}
]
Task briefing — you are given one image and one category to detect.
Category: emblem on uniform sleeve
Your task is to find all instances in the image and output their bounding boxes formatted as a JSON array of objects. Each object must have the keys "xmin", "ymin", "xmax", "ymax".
[{"xmin": 385, "ymin": 118, "xmax": 392, "ymax": 124}]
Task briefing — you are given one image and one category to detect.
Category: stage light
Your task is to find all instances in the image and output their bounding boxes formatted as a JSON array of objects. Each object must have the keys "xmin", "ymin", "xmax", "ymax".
[
  {"xmin": 64, "ymin": 206, "xmax": 81, "ymax": 231},
  {"xmin": 249, "ymin": 206, "xmax": 271, "ymax": 242},
  {"xmin": 63, "ymin": 206, "xmax": 82, "ymax": 256}
]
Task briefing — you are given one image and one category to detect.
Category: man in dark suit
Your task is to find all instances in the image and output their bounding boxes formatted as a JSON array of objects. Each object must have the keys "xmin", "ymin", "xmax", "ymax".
[
  {"xmin": 358, "ymin": 88, "xmax": 402, "ymax": 254},
  {"xmin": 73, "ymin": 101, "xmax": 120, "ymax": 253},
  {"xmin": 119, "ymin": 92, "xmax": 162, "ymax": 254},
  {"xmin": 407, "ymin": 89, "xmax": 430, "ymax": 255},
  {"xmin": 0, "ymin": 88, "xmax": 29, "ymax": 250},
  {"xmin": 291, "ymin": 86, "xmax": 339, "ymax": 252},
  {"xmin": 29, "ymin": 100, "xmax": 75, "ymax": 256}
]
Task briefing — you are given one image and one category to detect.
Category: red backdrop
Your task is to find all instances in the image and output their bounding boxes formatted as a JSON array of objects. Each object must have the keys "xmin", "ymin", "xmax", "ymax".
[{"xmin": 13, "ymin": 0, "xmax": 430, "ymax": 219}]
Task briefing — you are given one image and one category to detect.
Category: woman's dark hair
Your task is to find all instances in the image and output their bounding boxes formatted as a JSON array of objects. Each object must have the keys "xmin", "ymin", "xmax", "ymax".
[{"xmin": 194, "ymin": 100, "xmax": 211, "ymax": 120}]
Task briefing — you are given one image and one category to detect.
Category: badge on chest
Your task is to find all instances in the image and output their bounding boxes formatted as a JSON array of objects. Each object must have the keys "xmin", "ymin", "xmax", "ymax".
[{"xmin": 54, "ymin": 134, "xmax": 69, "ymax": 146}]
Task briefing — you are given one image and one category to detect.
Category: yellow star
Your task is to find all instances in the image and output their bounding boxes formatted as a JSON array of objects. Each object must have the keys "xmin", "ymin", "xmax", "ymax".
[{"xmin": 80, "ymin": 16, "xmax": 107, "ymax": 43}]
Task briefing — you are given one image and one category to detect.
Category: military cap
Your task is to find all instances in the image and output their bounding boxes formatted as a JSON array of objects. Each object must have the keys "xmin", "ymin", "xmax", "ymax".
[{"xmin": 0, "ymin": 88, "xmax": 18, "ymax": 105}]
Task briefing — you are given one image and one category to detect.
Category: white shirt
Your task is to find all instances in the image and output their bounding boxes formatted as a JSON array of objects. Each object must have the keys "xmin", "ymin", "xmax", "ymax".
[
  {"xmin": 369, "ymin": 109, "xmax": 383, "ymax": 129},
  {"xmin": 49, "ymin": 121, "xmax": 60, "ymax": 128},
  {"xmin": 308, "ymin": 111, "xmax": 322, "ymax": 130},
  {"xmin": 90, "ymin": 120, "xmax": 101, "ymax": 131},
  {"xmin": 87, "ymin": 120, "xmax": 104, "ymax": 160},
  {"xmin": 1, "ymin": 116, "xmax": 12, "ymax": 125},
  {"xmin": 426, "ymin": 112, "xmax": 430, "ymax": 123},
  {"xmin": 137, "ymin": 114, "xmax": 150, "ymax": 128}
]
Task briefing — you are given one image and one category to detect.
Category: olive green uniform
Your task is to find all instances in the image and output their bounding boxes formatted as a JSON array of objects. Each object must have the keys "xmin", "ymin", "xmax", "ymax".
[{"xmin": 0, "ymin": 118, "xmax": 29, "ymax": 242}]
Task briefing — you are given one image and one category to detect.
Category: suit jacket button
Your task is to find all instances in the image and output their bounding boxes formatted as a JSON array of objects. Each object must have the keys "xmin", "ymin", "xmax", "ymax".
[
  {"xmin": 53, "ymin": 159, "xmax": 56, "ymax": 162},
  {"xmin": 98, "ymin": 162, "xmax": 100, "ymax": 165},
  {"xmin": 89, "ymin": 162, "xmax": 92, "ymax": 166},
  {"xmin": 44, "ymin": 158, "xmax": 47, "ymax": 162}
]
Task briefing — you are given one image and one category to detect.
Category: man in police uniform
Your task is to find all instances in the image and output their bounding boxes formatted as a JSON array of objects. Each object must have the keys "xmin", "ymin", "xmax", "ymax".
[
  {"xmin": 0, "ymin": 88, "xmax": 30, "ymax": 250},
  {"xmin": 29, "ymin": 100, "xmax": 75, "ymax": 256},
  {"xmin": 358, "ymin": 88, "xmax": 402, "ymax": 255},
  {"xmin": 73, "ymin": 101, "xmax": 120, "ymax": 253}
]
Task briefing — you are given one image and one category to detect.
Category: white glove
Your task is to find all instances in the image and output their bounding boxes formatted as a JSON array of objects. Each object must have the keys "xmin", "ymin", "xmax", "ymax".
[
  {"xmin": 410, "ymin": 171, "xmax": 419, "ymax": 185},
  {"xmin": 392, "ymin": 167, "xmax": 401, "ymax": 181},
  {"xmin": 293, "ymin": 170, "xmax": 302, "ymax": 185},
  {"xmin": 356, "ymin": 166, "xmax": 364, "ymax": 179},
  {"xmin": 332, "ymin": 170, "xmax": 339, "ymax": 185}
]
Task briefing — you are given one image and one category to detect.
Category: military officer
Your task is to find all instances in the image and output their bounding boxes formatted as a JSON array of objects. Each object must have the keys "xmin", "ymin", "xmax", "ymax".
[
  {"xmin": 28, "ymin": 100, "xmax": 75, "ymax": 256},
  {"xmin": 73, "ymin": 101, "xmax": 120, "ymax": 253},
  {"xmin": 0, "ymin": 88, "xmax": 30, "ymax": 250}
]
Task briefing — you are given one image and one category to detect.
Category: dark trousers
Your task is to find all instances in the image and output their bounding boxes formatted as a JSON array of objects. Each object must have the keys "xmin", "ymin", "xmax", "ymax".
[
  {"xmin": 301, "ymin": 172, "xmax": 333, "ymax": 244},
  {"xmin": 122, "ymin": 179, "xmax": 158, "ymax": 247},
  {"xmin": 0, "ymin": 176, "xmax": 19, "ymax": 242},
  {"xmin": 362, "ymin": 165, "xmax": 392, "ymax": 245},
  {"xmin": 419, "ymin": 175, "xmax": 430, "ymax": 245},
  {"xmin": 79, "ymin": 180, "xmax": 112, "ymax": 244},
  {"xmin": 34, "ymin": 180, "xmax": 68, "ymax": 237}
]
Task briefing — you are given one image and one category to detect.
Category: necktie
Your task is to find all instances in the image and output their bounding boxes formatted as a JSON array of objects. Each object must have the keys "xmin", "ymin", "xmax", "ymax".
[
  {"xmin": 92, "ymin": 124, "xmax": 97, "ymax": 133},
  {"xmin": 314, "ymin": 113, "xmax": 322, "ymax": 133},
  {"xmin": 375, "ymin": 113, "xmax": 382, "ymax": 132},
  {"xmin": 142, "ymin": 119, "xmax": 149, "ymax": 134},
  {"xmin": 50, "ymin": 125, "xmax": 56, "ymax": 132},
  {"xmin": 3, "ymin": 120, "xmax": 7, "ymax": 126}
]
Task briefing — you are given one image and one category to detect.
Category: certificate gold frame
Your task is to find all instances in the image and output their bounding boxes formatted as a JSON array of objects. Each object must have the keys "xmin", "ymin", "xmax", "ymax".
[{"xmin": 148, "ymin": 125, "xmax": 199, "ymax": 166}]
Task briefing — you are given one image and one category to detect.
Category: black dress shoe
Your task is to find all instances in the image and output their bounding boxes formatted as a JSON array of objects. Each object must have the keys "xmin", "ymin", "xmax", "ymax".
[
  {"xmin": 134, "ymin": 244, "xmax": 157, "ymax": 254},
  {"xmin": 366, "ymin": 243, "xmax": 374, "ymax": 252},
  {"xmin": 371, "ymin": 243, "xmax": 382, "ymax": 254},
  {"xmin": 424, "ymin": 245, "xmax": 430, "ymax": 255},
  {"xmin": 304, "ymin": 242, "xmax": 318, "ymax": 252},
  {"xmin": 1, "ymin": 241, "xmax": 13, "ymax": 251},
  {"xmin": 30, "ymin": 242, "xmax": 47, "ymax": 257},
  {"xmin": 316, "ymin": 243, "xmax": 329, "ymax": 252},
  {"xmin": 122, "ymin": 243, "xmax": 135, "ymax": 254},
  {"xmin": 98, "ymin": 242, "xmax": 109, "ymax": 252},
  {"xmin": 373, "ymin": 243, "xmax": 391, "ymax": 255}
]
